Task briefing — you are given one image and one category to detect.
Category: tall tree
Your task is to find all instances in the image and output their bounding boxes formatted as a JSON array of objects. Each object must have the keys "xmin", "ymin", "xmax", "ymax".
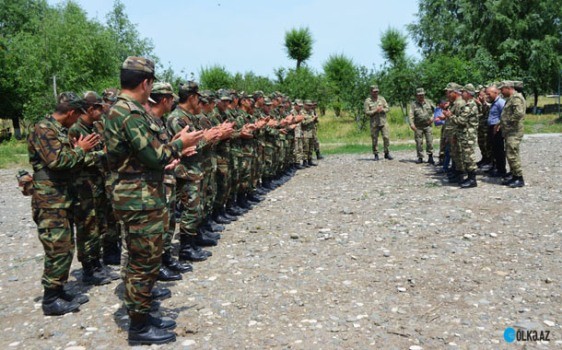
[
  {"xmin": 284, "ymin": 27, "xmax": 314, "ymax": 70},
  {"xmin": 323, "ymin": 54, "xmax": 358, "ymax": 116},
  {"xmin": 408, "ymin": 0, "xmax": 562, "ymax": 106}
]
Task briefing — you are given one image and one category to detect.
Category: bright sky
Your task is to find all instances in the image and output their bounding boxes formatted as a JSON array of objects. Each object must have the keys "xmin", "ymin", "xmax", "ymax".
[{"xmin": 49, "ymin": 0, "xmax": 421, "ymax": 79}]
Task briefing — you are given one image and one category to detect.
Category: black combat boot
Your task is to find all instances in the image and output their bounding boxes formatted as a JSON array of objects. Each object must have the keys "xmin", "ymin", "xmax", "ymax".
[
  {"xmin": 226, "ymin": 201, "xmax": 245, "ymax": 216},
  {"xmin": 178, "ymin": 235, "xmax": 211, "ymax": 262},
  {"xmin": 157, "ymin": 266, "xmax": 182, "ymax": 281},
  {"xmin": 460, "ymin": 172, "xmax": 477, "ymax": 188},
  {"xmin": 247, "ymin": 191, "xmax": 264, "ymax": 204},
  {"xmin": 82, "ymin": 261, "xmax": 112, "ymax": 285},
  {"xmin": 198, "ymin": 225, "xmax": 221, "ymax": 240},
  {"xmin": 308, "ymin": 159, "xmax": 318, "ymax": 166},
  {"xmin": 316, "ymin": 150, "xmax": 324, "ymax": 160},
  {"xmin": 427, "ymin": 155, "xmax": 435, "ymax": 165},
  {"xmin": 102, "ymin": 240, "xmax": 121, "ymax": 266},
  {"xmin": 202, "ymin": 216, "xmax": 224, "ymax": 232},
  {"xmin": 60, "ymin": 288, "xmax": 89, "ymax": 305},
  {"xmin": 128, "ymin": 312, "xmax": 176, "ymax": 346},
  {"xmin": 213, "ymin": 210, "xmax": 232, "ymax": 225},
  {"xmin": 448, "ymin": 171, "xmax": 461, "ymax": 184},
  {"xmin": 384, "ymin": 152, "xmax": 393, "ymax": 160},
  {"xmin": 148, "ymin": 314, "xmax": 176, "ymax": 330},
  {"xmin": 501, "ymin": 173, "xmax": 514, "ymax": 186},
  {"xmin": 151, "ymin": 287, "xmax": 171, "ymax": 301},
  {"xmin": 294, "ymin": 162, "xmax": 305, "ymax": 170},
  {"xmin": 509, "ymin": 176, "xmax": 525, "ymax": 188},
  {"xmin": 162, "ymin": 251, "xmax": 192, "ymax": 273},
  {"xmin": 302, "ymin": 160, "xmax": 309, "ymax": 168},
  {"xmin": 237, "ymin": 193, "xmax": 253, "ymax": 210},
  {"xmin": 93, "ymin": 259, "xmax": 120, "ymax": 281},
  {"xmin": 417, "ymin": 157, "xmax": 423, "ymax": 164},
  {"xmin": 220, "ymin": 208, "xmax": 238, "ymax": 221},
  {"xmin": 373, "ymin": 154, "xmax": 379, "ymax": 161},
  {"xmin": 194, "ymin": 228, "xmax": 218, "ymax": 247},
  {"xmin": 42, "ymin": 287, "xmax": 80, "ymax": 316}
]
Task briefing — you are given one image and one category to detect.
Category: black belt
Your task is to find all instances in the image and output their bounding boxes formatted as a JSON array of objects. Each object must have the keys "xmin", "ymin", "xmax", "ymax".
[
  {"xmin": 115, "ymin": 172, "xmax": 164, "ymax": 182},
  {"xmin": 33, "ymin": 168, "xmax": 72, "ymax": 181}
]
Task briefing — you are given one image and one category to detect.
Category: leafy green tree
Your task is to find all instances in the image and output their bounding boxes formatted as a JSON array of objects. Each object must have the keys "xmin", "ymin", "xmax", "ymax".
[
  {"xmin": 284, "ymin": 27, "xmax": 314, "ymax": 70},
  {"xmin": 199, "ymin": 65, "xmax": 233, "ymax": 90},
  {"xmin": 408, "ymin": 0, "xmax": 562, "ymax": 106},
  {"xmin": 380, "ymin": 28, "xmax": 408, "ymax": 65},
  {"xmin": 279, "ymin": 67, "xmax": 320, "ymax": 101},
  {"xmin": 106, "ymin": 0, "xmax": 153, "ymax": 61},
  {"xmin": 323, "ymin": 54, "xmax": 357, "ymax": 116}
]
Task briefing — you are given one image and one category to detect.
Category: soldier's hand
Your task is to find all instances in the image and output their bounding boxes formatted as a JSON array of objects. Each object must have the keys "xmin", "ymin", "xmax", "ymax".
[
  {"xmin": 279, "ymin": 129, "xmax": 288, "ymax": 134},
  {"xmin": 203, "ymin": 128, "xmax": 221, "ymax": 142},
  {"xmin": 219, "ymin": 124, "xmax": 234, "ymax": 140},
  {"xmin": 181, "ymin": 145, "xmax": 197, "ymax": 157},
  {"xmin": 267, "ymin": 119, "xmax": 277, "ymax": 127},
  {"xmin": 296, "ymin": 115, "xmax": 304, "ymax": 123},
  {"xmin": 164, "ymin": 158, "xmax": 181, "ymax": 170},
  {"xmin": 75, "ymin": 133, "xmax": 100, "ymax": 152},
  {"xmin": 410, "ymin": 125, "xmax": 417, "ymax": 132},
  {"xmin": 493, "ymin": 124, "xmax": 501, "ymax": 135},
  {"xmin": 178, "ymin": 126, "xmax": 204, "ymax": 148}
]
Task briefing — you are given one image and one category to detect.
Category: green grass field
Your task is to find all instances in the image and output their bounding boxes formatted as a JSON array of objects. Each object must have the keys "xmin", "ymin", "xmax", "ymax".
[{"xmin": 0, "ymin": 104, "xmax": 560, "ymax": 168}]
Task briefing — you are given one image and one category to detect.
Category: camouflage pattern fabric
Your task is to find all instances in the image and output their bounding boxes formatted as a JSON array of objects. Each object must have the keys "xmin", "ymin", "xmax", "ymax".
[
  {"xmin": 501, "ymin": 92, "xmax": 526, "ymax": 177},
  {"xmin": 28, "ymin": 115, "xmax": 87, "ymax": 288},
  {"xmin": 364, "ymin": 96, "xmax": 390, "ymax": 155},
  {"xmin": 301, "ymin": 110, "xmax": 315, "ymax": 161},
  {"xmin": 448, "ymin": 97, "xmax": 466, "ymax": 172},
  {"xmin": 410, "ymin": 100, "xmax": 435, "ymax": 158},
  {"xmin": 105, "ymin": 93, "xmax": 182, "ymax": 314},
  {"xmin": 451, "ymin": 99, "xmax": 479, "ymax": 173},
  {"xmin": 477, "ymin": 102, "xmax": 492, "ymax": 161}
]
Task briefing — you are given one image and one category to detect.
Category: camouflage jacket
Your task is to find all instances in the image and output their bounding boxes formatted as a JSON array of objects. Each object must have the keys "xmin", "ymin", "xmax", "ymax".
[
  {"xmin": 167, "ymin": 106, "xmax": 208, "ymax": 180},
  {"xmin": 409, "ymin": 99, "xmax": 435, "ymax": 128},
  {"xmin": 364, "ymin": 96, "xmax": 389, "ymax": 126},
  {"xmin": 28, "ymin": 115, "xmax": 86, "ymax": 209},
  {"xmin": 104, "ymin": 93, "xmax": 182, "ymax": 211},
  {"xmin": 446, "ymin": 97, "xmax": 466, "ymax": 135},
  {"xmin": 500, "ymin": 92, "xmax": 526, "ymax": 132},
  {"xmin": 68, "ymin": 117, "xmax": 105, "ymax": 175},
  {"xmin": 450, "ymin": 99, "xmax": 478, "ymax": 139}
]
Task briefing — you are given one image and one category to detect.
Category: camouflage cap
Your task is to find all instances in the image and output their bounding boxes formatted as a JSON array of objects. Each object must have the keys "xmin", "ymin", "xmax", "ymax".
[
  {"xmin": 253, "ymin": 90, "xmax": 264, "ymax": 99},
  {"xmin": 83, "ymin": 91, "xmax": 107, "ymax": 106},
  {"xmin": 304, "ymin": 99, "xmax": 313, "ymax": 105},
  {"xmin": 416, "ymin": 88, "xmax": 425, "ymax": 95},
  {"xmin": 200, "ymin": 90, "xmax": 217, "ymax": 104},
  {"xmin": 497, "ymin": 81, "xmax": 514, "ymax": 89},
  {"xmin": 179, "ymin": 81, "xmax": 200, "ymax": 95},
  {"xmin": 294, "ymin": 99, "xmax": 304, "ymax": 106},
  {"xmin": 151, "ymin": 82, "xmax": 179, "ymax": 99},
  {"xmin": 444, "ymin": 82, "xmax": 462, "ymax": 92},
  {"xmin": 512, "ymin": 80, "xmax": 524, "ymax": 89},
  {"xmin": 263, "ymin": 97, "xmax": 272, "ymax": 105},
  {"xmin": 121, "ymin": 56, "xmax": 155, "ymax": 77},
  {"xmin": 102, "ymin": 88, "xmax": 119, "ymax": 102},
  {"xmin": 57, "ymin": 91, "xmax": 87, "ymax": 110},
  {"xmin": 462, "ymin": 83, "xmax": 476, "ymax": 95},
  {"xmin": 370, "ymin": 85, "xmax": 379, "ymax": 92},
  {"xmin": 476, "ymin": 84, "xmax": 484, "ymax": 91},
  {"xmin": 219, "ymin": 89, "xmax": 232, "ymax": 101},
  {"xmin": 229, "ymin": 89, "xmax": 239, "ymax": 98}
]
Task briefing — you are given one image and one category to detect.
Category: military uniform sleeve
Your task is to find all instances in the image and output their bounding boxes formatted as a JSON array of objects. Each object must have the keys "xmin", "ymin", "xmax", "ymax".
[
  {"xmin": 31, "ymin": 124, "xmax": 86, "ymax": 170},
  {"xmin": 511, "ymin": 96, "xmax": 526, "ymax": 122},
  {"xmin": 381, "ymin": 97, "xmax": 390, "ymax": 113},
  {"xmin": 364, "ymin": 99, "xmax": 374, "ymax": 116},
  {"xmin": 450, "ymin": 104, "xmax": 470, "ymax": 127},
  {"xmin": 408, "ymin": 103, "xmax": 415, "ymax": 127},
  {"xmin": 124, "ymin": 114, "xmax": 182, "ymax": 170}
]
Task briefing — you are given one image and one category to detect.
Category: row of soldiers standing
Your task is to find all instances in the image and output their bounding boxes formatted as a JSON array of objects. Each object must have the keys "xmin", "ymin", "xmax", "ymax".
[{"xmin": 26, "ymin": 56, "xmax": 323, "ymax": 346}]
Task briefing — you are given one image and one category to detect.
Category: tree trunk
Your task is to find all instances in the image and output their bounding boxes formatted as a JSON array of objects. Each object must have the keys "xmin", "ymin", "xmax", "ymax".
[
  {"xmin": 296, "ymin": 60, "xmax": 301, "ymax": 70},
  {"xmin": 533, "ymin": 88, "xmax": 538, "ymax": 110}
]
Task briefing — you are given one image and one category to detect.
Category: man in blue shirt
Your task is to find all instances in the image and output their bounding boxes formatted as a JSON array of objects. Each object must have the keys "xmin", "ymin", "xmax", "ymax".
[{"xmin": 485, "ymin": 84, "xmax": 506, "ymax": 177}]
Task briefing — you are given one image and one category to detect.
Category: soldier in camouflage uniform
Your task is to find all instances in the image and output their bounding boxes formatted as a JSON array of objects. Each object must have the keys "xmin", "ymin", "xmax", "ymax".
[
  {"xmin": 147, "ymin": 82, "xmax": 193, "ymax": 280},
  {"xmin": 104, "ymin": 57, "xmax": 203, "ymax": 345},
  {"xmin": 475, "ymin": 86, "xmax": 492, "ymax": 168},
  {"xmin": 311, "ymin": 101, "xmax": 324, "ymax": 160},
  {"xmin": 68, "ymin": 92, "xmax": 117, "ymax": 285},
  {"xmin": 302, "ymin": 100, "xmax": 318, "ymax": 167},
  {"xmin": 450, "ymin": 84, "xmax": 479, "ymax": 188},
  {"xmin": 291, "ymin": 100, "xmax": 305, "ymax": 169},
  {"xmin": 364, "ymin": 85, "xmax": 393, "ymax": 161},
  {"xmin": 499, "ymin": 81, "xmax": 526, "ymax": 188},
  {"xmin": 28, "ymin": 92, "xmax": 99, "ymax": 316},
  {"xmin": 409, "ymin": 88, "xmax": 435, "ymax": 164},
  {"xmin": 167, "ymin": 82, "xmax": 221, "ymax": 263},
  {"xmin": 442, "ymin": 83, "xmax": 467, "ymax": 183}
]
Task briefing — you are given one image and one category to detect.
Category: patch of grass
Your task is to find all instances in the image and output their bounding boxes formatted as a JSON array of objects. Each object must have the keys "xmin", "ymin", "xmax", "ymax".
[
  {"xmin": 523, "ymin": 114, "xmax": 562, "ymax": 134},
  {"xmin": 0, "ymin": 139, "xmax": 28, "ymax": 169}
]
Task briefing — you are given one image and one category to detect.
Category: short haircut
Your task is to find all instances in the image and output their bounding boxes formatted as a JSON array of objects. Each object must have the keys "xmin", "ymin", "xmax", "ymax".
[
  {"xmin": 54, "ymin": 102, "xmax": 77, "ymax": 114},
  {"xmin": 178, "ymin": 89, "xmax": 198, "ymax": 104},
  {"xmin": 150, "ymin": 93, "xmax": 170, "ymax": 105},
  {"xmin": 120, "ymin": 69, "xmax": 154, "ymax": 90}
]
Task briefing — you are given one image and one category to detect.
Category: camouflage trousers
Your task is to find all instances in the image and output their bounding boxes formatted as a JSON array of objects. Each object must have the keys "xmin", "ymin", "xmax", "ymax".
[
  {"xmin": 459, "ymin": 132, "xmax": 478, "ymax": 173},
  {"xmin": 102, "ymin": 177, "xmax": 121, "ymax": 249},
  {"xmin": 477, "ymin": 123, "xmax": 491, "ymax": 161},
  {"xmin": 371, "ymin": 124, "xmax": 390, "ymax": 155},
  {"xmin": 203, "ymin": 156, "xmax": 217, "ymax": 214},
  {"xmin": 285, "ymin": 137, "xmax": 294, "ymax": 167},
  {"xmin": 303, "ymin": 136, "xmax": 314, "ymax": 161},
  {"xmin": 230, "ymin": 148, "xmax": 243, "ymax": 197},
  {"xmin": 503, "ymin": 129, "xmax": 524, "ymax": 177},
  {"xmin": 177, "ymin": 174, "xmax": 204, "ymax": 236},
  {"xmin": 114, "ymin": 209, "xmax": 163, "ymax": 314},
  {"xmin": 449, "ymin": 129, "xmax": 464, "ymax": 172},
  {"xmin": 264, "ymin": 139, "xmax": 276, "ymax": 177},
  {"xmin": 251, "ymin": 140, "xmax": 264, "ymax": 188},
  {"xmin": 214, "ymin": 153, "xmax": 232, "ymax": 210},
  {"xmin": 163, "ymin": 176, "xmax": 176, "ymax": 253},
  {"xmin": 74, "ymin": 176, "xmax": 106, "ymax": 263},
  {"xmin": 274, "ymin": 139, "xmax": 285, "ymax": 173},
  {"xmin": 33, "ymin": 207, "xmax": 75, "ymax": 289},
  {"xmin": 293, "ymin": 137, "xmax": 304, "ymax": 164},
  {"xmin": 414, "ymin": 125, "xmax": 433, "ymax": 158}
]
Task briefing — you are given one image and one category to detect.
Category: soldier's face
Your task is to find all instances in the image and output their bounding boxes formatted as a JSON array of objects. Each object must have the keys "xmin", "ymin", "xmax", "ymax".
[
  {"xmin": 416, "ymin": 94, "xmax": 424, "ymax": 103},
  {"xmin": 371, "ymin": 91, "xmax": 378, "ymax": 98}
]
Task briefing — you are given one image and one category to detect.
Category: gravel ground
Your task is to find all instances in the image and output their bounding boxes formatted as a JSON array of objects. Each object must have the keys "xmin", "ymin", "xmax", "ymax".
[{"xmin": 0, "ymin": 135, "xmax": 561, "ymax": 350}]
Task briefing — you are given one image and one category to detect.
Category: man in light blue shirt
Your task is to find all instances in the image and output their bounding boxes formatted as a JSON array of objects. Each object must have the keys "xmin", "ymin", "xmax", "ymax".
[{"xmin": 486, "ymin": 85, "xmax": 506, "ymax": 176}]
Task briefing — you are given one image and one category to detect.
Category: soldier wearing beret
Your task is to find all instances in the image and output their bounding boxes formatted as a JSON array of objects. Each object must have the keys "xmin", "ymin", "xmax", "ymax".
[{"xmin": 28, "ymin": 92, "xmax": 100, "ymax": 316}]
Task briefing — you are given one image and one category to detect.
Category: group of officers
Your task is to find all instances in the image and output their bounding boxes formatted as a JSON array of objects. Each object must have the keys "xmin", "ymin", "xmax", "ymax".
[
  {"xmin": 365, "ymin": 81, "xmax": 527, "ymax": 188},
  {"xmin": 26, "ymin": 56, "xmax": 323, "ymax": 345}
]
